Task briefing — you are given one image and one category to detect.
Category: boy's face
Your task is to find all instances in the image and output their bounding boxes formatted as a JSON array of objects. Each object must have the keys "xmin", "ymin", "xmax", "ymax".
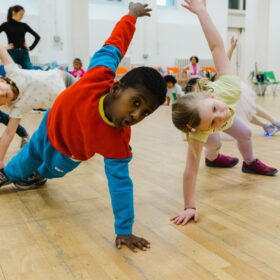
[
  {"xmin": 107, "ymin": 84, "xmax": 160, "ymax": 128},
  {"xmin": 166, "ymin": 82, "xmax": 174, "ymax": 89},
  {"xmin": 0, "ymin": 80, "xmax": 15, "ymax": 105}
]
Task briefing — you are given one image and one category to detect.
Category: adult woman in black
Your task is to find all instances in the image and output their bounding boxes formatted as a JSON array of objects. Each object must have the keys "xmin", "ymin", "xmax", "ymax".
[{"xmin": 0, "ymin": 5, "xmax": 40, "ymax": 69}]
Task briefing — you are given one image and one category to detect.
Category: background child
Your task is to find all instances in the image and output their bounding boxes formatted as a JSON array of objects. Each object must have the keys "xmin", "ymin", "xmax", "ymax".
[
  {"xmin": 164, "ymin": 75, "xmax": 184, "ymax": 105},
  {"xmin": 0, "ymin": 3, "xmax": 167, "ymax": 252},
  {"xmin": 0, "ymin": 44, "xmax": 77, "ymax": 168},
  {"xmin": 170, "ymin": 0, "xmax": 277, "ymax": 226},
  {"xmin": 70, "ymin": 58, "xmax": 85, "ymax": 79},
  {"xmin": 183, "ymin": 55, "xmax": 201, "ymax": 78}
]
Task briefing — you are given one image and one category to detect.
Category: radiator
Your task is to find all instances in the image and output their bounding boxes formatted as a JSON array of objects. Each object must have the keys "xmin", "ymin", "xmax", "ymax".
[{"xmin": 175, "ymin": 58, "xmax": 189, "ymax": 78}]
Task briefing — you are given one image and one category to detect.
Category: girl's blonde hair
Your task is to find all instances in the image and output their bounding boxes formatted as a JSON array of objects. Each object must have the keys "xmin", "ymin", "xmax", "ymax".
[{"xmin": 172, "ymin": 91, "xmax": 211, "ymax": 137}]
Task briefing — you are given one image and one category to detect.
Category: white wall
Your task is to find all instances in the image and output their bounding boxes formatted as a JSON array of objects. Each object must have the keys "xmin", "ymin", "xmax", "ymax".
[
  {"xmin": 6, "ymin": 0, "xmax": 279, "ymax": 78},
  {"xmin": 243, "ymin": 0, "xmax": 270, "ymax": 78},
  {"xmin": 89, "ymin": 0, "xmax": 228, "ymax": 68},
  {"xmin": 267, "ymin": 0, "xmax": 280, "ymax": 77}
]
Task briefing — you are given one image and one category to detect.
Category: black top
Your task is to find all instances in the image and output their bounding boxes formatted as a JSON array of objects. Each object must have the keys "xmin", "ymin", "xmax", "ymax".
[{"xmin": 0, "ymin": 19, "xmax": 40, "ymax": 51}]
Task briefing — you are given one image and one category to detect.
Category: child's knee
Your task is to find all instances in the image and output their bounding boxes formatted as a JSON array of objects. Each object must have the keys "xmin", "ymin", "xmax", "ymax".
[
  {"xmin": 240, "ymin": 128, "xmax": 252, "ymax": 140},
  {"xmin": 205, "ymin": 143, "xmax": 221, "ymax": 153}
]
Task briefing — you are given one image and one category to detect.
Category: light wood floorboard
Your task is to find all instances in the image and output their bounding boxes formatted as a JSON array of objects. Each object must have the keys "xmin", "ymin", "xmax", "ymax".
[{"xmin": 0, "ymin": 93, "xmax": 280, "ymax": 279}]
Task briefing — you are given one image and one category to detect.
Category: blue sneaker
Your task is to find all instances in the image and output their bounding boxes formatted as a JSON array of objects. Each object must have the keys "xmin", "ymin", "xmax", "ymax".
[{"xmin": 263, "ymin": 124, "xmax": 278, "ymax": 136}]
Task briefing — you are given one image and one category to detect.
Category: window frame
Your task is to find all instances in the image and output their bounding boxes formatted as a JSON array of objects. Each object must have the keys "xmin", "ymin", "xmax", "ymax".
[
  {"xmin": 156, "ymin": 0, "xmax": 175, "ymax": 8},
  {"xmin": 228, "ymin": 0, "xmax": 246, "ymax": 11}
]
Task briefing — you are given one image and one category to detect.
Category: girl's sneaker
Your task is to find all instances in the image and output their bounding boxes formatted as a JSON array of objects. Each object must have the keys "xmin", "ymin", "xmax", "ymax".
[
  {"xmin": 242, "ymin": 159, "xmax": 278, "ymax": 176},
  {"xmin": 263, "ymin": 124, "xmax": 278, "ymax": 136},
  {"xmin": 205, "ymin": 153, "xmax": 239, "ymax": 168}
]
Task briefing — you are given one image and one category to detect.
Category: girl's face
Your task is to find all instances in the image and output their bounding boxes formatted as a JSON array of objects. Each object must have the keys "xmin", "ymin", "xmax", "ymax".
[
  {"xmin": 12, "ymin": 10, "xmax": 24, "ymax": 22},
  {"xmin": 73, "ymin": 61, "xmax": 81, "ymax": 70},
  {"xmin": 191, "ymin": 57, "xmax": 197, "ymax": 64},
  {"xmin": 0, "ymin": 80, "xmax": 15, "ymax": 105},
  {"xmin": 196, "ymin": 97, "xmax": 231, "ymax": 131}
]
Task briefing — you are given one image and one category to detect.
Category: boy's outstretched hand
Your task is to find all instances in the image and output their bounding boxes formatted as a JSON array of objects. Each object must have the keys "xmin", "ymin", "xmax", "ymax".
[
  {"xmin": 116, "ymin": 234, "xmax": 150, "ymax": 252},
  {"xmin": 170, "ymin": 208, "xmax": 199, "ymax": 225},
  {"xmin": 182, "ymin": 0, "xmax": 206, "ymax": 15},
  {"xmin": 129, "ymin": 2, "xmax": 152, "ymax": 19}
]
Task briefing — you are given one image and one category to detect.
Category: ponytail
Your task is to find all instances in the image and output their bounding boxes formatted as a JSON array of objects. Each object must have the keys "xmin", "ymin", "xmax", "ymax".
[{"xmin": 7, "ymin": 5, "xmax": 24, "ymax": 21}]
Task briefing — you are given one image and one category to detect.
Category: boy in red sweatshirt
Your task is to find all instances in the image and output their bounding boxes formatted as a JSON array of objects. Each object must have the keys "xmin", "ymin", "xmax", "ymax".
[{"xmin": 0, "ymin": 3, "xmax": 167, "ymax": 252}]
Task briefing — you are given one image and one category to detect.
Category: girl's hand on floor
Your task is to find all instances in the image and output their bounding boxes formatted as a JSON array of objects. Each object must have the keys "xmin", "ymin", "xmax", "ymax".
[{"xmin": 170, "ymin": 208, "xmax": 199, "ymax": 225}]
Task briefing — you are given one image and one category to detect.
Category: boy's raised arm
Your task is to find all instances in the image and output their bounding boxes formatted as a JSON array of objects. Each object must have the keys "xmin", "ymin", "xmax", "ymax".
[{"xmin": 87, "ymin": 3, "xmax": 151, "ymax": 73}]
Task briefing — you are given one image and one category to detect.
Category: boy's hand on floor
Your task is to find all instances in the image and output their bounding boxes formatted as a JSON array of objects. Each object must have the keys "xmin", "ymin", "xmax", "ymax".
[
  {"xmin": 128, "ymin": 2, "xmax": 152, "ymax": 19},
  {"xmin": 170, "ymin": 208, "xmax": 199, "ymax": 225},
  {"xmin": 116, "ymin": 234, "xmax": 150, "ymax": 252}
]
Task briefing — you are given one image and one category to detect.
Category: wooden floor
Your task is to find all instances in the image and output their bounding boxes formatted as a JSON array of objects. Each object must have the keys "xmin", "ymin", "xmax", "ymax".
[{"xmin": 1, "ymin": 93, "xmax": 280, "ymax": 280}]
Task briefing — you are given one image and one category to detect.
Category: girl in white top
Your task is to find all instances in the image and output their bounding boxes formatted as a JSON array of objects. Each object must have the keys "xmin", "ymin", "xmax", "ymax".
[
  {"xmin": 164, "ymin": 75, "xmax": 184, "ymax": 105},
  {"xmin": 0, "ymin": 44, "xmax": 76, "ymax": 168}
]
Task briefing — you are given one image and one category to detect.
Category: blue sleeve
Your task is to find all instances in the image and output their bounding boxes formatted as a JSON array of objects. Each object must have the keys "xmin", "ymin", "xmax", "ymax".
[
  {"xmin": 87, "ymin": 45, "xmax": 122, "ymax": 73},
  {"xmin": 104, "ymin": 157, "xmax": 134, "ymax": 235}
]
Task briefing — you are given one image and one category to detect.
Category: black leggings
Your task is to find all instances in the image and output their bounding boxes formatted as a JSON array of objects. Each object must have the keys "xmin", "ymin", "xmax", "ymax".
[{"xmin": 0, "ymin": 110, "xmax": 28, "ymax": 138}]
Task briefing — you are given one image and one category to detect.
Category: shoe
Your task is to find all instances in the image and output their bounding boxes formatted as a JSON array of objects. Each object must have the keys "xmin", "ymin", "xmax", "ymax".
[
  {"xmin": 20, "ymin": 136, "xmax": 29, "ymax": 148},
  {"xmin": 14, "ymin": 172, "xmax": 47, "ymax": 190},
  {"xmin": 32, "ymin": 108, "xmax": 47, "ymax": 113},
  {"xmin": 274, "ymin": 121, "xmax": 280, "ymax": 132},
  {"xmin": 205, "ymin": 153, "xmax": 239, "ymax": 168},
  {"xmin": 242, "ymin": 159, "xmax": 278, "ymax": 176},
  {"xmin": 0, "ymin": 169, "xmax": 10, "ymax": 187},
  {"xmin": 263, "ymin": 124, "xmax": 278, "ymax": 136}
]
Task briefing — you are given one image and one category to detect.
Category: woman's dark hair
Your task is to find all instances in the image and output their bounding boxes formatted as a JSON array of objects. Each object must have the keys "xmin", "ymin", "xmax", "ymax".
[
  {"xmin": 190, "ymin": 56, "xmax": 199, "ymax": 63},
  {"xmin": 163, "ymin": 75, "xmax": 177, "ymax": 85},
  {"xmin": 185, "ymin": 77, "xmax": 200, "ymax": 93},
  {"xmin": 7, "ymin": 5, "xmax": 24, "ymax": 21},
  {"xmin": 120, "ymin": 66, "xmax": 167, "ymax": 105}
]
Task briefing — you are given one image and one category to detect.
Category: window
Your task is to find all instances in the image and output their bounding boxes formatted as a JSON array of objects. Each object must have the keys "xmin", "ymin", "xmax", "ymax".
[
  {"xmin": 228, "ymin": 0, "xmax": 246, "ymax": 10},
  {"xmin": 243, "ymin": 0, "xmax": 246, "ymax": 10},
  {"xmin": 157, "ymin": 0, "xmax": 175, "ymax": 7}
]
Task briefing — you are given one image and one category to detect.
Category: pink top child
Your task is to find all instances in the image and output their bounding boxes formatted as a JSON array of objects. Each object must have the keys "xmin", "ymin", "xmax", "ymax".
[{"xmin": 70, "ymin": 58, "xmax": 85, "ymax": 78}]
